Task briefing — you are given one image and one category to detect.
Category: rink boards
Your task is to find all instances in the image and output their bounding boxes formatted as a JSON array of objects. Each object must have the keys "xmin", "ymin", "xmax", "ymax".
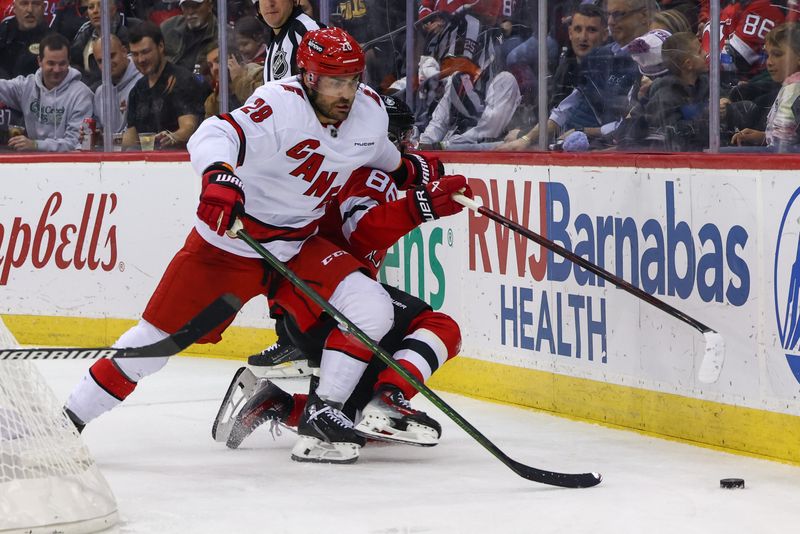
[{"xmin": 1, "ymin": 152, "xmax": 799, "ymax": 464}]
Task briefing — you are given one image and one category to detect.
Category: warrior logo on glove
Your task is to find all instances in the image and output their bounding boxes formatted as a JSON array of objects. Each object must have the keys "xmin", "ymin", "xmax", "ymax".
[{"xmin": 197, "ymin": 163, "xmax": 246, "ymax": 235}]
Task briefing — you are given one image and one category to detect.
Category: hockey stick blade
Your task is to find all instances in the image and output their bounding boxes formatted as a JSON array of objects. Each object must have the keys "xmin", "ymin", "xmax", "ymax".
[
  {"xmin": 0, "ymin": 293, "xmax": 242, "ymax": 361},
  {"xmin": 508, "ymin": 457, "xmax": 602, "ymax": 488},
  {"xmin": 452, "ymin": 193, "xmax": 726, "ymax": 384},
  {"xmin": 233, "ymin": 224, "xmax": 601, "ymax": 488}
]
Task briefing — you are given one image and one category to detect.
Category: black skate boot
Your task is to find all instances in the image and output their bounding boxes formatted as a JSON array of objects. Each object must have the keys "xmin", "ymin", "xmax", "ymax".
[
  {"xmin": 354, "ymin": 385, "xmax": 441, "ymax": 447},
  {"xmin": 247, "ymin": 341, "xmax": 310, "ymax": 378},
  {"xmin": 226, "ymin": 380, "xmax": 294, "ymax": 449},
  {"xmin": 291, "ymin": 392, "xmax": 365, "ymax": 464}
]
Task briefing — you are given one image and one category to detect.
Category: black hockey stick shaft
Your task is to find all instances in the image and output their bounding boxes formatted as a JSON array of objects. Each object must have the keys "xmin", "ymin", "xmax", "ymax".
[
  {"xmin": 0, "ymin": 293, "xmax": 242, "ymax": 361},
  {"xmin": 453, "ymin": 194, "xmax": 715, "ymax": 336},
  {"xmin": 236, "ymin": 228, "xmax": 600, "ymax": 488}
]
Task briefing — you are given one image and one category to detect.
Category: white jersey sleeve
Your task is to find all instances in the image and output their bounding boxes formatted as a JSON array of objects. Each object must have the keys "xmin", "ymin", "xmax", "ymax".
[{"xmin": 359, "ymin": 85, "xmax": 402, "ymax": 172}]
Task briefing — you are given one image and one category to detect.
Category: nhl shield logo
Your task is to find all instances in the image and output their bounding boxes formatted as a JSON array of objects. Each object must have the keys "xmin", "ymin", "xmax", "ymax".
[
  {"xmin": 272, "ymin": 49, "xmax": 288, "ymax": 80},
  {"xmin": 773, "ymin": 186, "xmax": 800, "ymax": 386}
]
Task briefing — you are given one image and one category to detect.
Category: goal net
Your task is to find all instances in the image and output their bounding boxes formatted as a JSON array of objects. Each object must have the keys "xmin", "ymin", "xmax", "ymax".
[{"xmin": 0, "ymin": 318, "xmax": 118, "ymax": 534}]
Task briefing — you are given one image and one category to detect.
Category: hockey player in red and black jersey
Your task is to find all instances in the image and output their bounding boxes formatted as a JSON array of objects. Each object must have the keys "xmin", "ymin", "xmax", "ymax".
[
  {"xmin": 63, "ymin": 29, "xmax": 449, "ymax": 467},
  {"xmin": 214, "ymin": 94, "xmax": 469, "ymax": 458}
]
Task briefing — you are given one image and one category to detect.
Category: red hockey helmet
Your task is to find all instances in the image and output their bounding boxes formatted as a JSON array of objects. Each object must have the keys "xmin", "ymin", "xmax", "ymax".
[{"xmin": 297, "ymin": 27, "xmax": 365, "ymax": 78}]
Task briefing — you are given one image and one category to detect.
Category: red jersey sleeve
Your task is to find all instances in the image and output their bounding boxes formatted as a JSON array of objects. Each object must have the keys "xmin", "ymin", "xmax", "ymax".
[
  {"xmin": 728, "ymin": 0, "xmax": 784, "ymax": 67},
  {"xmin": 320, "ymin": 167, "xmax": 420, "ymax": 276}
]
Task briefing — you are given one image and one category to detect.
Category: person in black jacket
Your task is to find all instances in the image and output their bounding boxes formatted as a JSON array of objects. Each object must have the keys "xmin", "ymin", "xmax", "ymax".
[
  {"xmin": 50, "ymin": 0, "xmax": 89, "ymax": 42},
  {"xmin": 645, "ymin": 31, "xmax": 711, "ymax": 151},
  {"xmin": 0, "ymin": 0, "xmax": 49, "ymax": 79},
  {"xmin": 69, "ymin": 0, "xmax": 141, "ymax": 89}
]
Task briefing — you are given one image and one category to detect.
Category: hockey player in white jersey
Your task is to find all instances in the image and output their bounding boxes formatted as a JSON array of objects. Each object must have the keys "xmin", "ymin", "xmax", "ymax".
[
  {"xmin": 62, "ymin": 29, "xmax": 444, "ymax": 466},
  {"xmin": 214, "ymin": 95, "xmax": 467, "ymax": 453}
]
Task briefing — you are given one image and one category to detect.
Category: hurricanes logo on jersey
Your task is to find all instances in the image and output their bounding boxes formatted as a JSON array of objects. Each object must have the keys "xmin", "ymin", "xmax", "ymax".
[{"xmin": 272, "ymin": 50, "xmax": 289, "ymax": 80}]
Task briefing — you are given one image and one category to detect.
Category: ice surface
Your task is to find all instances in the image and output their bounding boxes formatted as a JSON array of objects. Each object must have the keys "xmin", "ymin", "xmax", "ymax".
[{"xmin": 36, "ymin": 357, "xmax": 800, "ymax": 534}]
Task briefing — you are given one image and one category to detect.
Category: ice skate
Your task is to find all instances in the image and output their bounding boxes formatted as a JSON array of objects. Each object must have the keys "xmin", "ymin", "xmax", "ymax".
[
  {"xmin": 291, "ymin": 392, "xmax": 364, "ymax": 464},
  {"xmin": 247, "ymin": 341, "xmax": 311, "ymax": 378},
  {"xmin": 355, "ymin": 385, "xmax": 441, "ymax": 447},
  {"xmin": 226, "ymin": 379, "xmax": 295, "ymax": 449}
]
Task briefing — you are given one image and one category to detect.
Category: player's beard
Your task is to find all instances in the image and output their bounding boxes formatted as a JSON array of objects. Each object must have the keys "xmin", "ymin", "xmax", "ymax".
[{"xmin": 308, "ymin": 88, "xmax": 353, "ymax": 123}]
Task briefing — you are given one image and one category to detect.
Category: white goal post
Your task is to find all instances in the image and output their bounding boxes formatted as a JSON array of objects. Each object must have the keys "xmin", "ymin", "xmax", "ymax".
[{"xmin": 0, "ymin": 317, "xmax": 118, "ymax": 534}]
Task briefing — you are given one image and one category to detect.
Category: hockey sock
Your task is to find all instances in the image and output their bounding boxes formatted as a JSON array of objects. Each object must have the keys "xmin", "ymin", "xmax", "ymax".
[
  {"xmin": 65, "ymin": 358, "xmax": 137, "ymax": 424},
  {"xmin": 315, "ymin": 329, "xmax": 372, "ymax": 405},
  {"xmin": 376, "ymin": 311, "xmax": 461, "ymax": 400},
  {"xmin": 286, "ymin": 394, "xmax": 307, "ymax": 427},
  {"xmin": 316, "ymin": 271, "xmax": 394, "ymax": 404}
]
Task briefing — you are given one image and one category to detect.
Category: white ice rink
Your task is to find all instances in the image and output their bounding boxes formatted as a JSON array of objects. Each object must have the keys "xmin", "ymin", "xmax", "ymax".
[{"xmin": 38, "ymin": 357, "xmax": 800, "ymax": 534}]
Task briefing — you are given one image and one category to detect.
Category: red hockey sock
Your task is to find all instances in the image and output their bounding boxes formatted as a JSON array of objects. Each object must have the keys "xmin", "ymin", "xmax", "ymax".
[
  {"xmin": 89, "ymin": 358, "xmax": 137, "ymax": 400},
  {"xmin": 286, "ymin": 394, "xmax": 307, "ymax": 427}
]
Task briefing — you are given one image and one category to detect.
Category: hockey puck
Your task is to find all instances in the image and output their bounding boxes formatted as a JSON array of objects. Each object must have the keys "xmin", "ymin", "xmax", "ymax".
[{"xmin": 720, "ymin": 478, "xmax": 745, "ymax": 489}]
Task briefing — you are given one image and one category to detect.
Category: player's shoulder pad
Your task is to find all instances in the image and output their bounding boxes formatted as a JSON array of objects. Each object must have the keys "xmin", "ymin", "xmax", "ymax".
[
  {"xmin": 359, "ymin": 84, "xmax": 383, "ymax": 108},
  {"xmin": 352, "ymin": 85, "xmax": 389, "ymax": 133}
]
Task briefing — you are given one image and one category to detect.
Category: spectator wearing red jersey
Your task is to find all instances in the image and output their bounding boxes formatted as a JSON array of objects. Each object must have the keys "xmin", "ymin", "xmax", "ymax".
[{"xmin": 700, "ymin": 0, "xmax": 785, "ymax": 86}]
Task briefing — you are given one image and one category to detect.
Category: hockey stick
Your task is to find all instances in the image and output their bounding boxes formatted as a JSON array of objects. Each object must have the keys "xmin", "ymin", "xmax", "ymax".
[
  {"xmin": 0, "ymin": 293, "xmax": 242, "ymax": 361},
  {"xmin": 233, "ymin": 223, "xmax": 601, "ymax": 488},
  {"xmin": 452, "ymin": 193, "xmax": 725, "ymax": 384}
]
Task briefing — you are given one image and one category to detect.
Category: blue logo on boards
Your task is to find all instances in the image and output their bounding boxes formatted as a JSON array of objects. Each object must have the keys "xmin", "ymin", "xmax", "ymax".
[{"xmin": 774, "ymin": 186, "xmax": 800, "ymax": 384}]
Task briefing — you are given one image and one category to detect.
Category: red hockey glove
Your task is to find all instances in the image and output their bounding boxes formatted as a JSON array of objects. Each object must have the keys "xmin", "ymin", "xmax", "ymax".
[
  {"xmin": 391, "ymin": 152, "xmax": 444, "ymax": 189},
  {"xmin": 408, "ymin": 174, "xmax": 472, "ymax": 223},
  {"xmin": 197, "ymin": 163, "xmax": 245, "ymax": 236}
]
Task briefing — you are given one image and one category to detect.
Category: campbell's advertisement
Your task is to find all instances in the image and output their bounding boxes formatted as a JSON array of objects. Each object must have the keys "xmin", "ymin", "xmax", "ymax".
[
  {"xmin": 2, "ymin": 159, "xmax": 799, "ymax": 414},
  {"xmin": 0, "ymin": 161, "xmax": 267, "ymax": 326}
]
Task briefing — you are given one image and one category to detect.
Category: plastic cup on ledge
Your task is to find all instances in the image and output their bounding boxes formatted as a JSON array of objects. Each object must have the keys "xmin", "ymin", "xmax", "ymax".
[
  {"xmin": 138, "ymin": 132, "xmax": 156, "ymax": 151},
  {"xmin": 8, "ymin": 124, "xmax": 26, "ymax": 138}
]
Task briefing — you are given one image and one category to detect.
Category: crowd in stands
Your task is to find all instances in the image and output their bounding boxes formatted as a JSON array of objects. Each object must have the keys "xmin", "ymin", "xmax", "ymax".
[{"xmin": 1, "ymin": 0, "xmax": 799, "ymax": 153}]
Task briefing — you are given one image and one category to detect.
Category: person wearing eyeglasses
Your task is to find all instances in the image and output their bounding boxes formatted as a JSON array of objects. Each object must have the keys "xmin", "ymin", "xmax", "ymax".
[
  {"xmin": 525, "ymin": 0, "xmax": 653, "ymax": 150},
  {"xmin": 496, "ymin": 2, "xmax": 611, "ymax": 151},
  {"xmin": 0, "ymin": 0, "xmax": 49, "ymax": 79}
]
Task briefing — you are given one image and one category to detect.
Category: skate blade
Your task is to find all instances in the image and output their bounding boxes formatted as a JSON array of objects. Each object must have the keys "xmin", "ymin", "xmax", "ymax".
[
  {"xmin": 251, "ymin": 361, "xmax": 313, "ymax": 379},
  {"xmin": 290, "ymin": 435, "xmax": 359, "ymax": 464},
  {"xmin": 355, "ymin": 415, "xmax": 439, "ymax": 447},
  {"xmin": 211, "ymin": 367, "xmax": 258, "ymax": 442}
]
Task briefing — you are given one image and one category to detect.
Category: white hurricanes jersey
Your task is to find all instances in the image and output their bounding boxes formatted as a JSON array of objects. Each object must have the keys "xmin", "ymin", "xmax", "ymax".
[{"xmin": 187, "ymin": 77, "xmax": 401, "ymax": 261}]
